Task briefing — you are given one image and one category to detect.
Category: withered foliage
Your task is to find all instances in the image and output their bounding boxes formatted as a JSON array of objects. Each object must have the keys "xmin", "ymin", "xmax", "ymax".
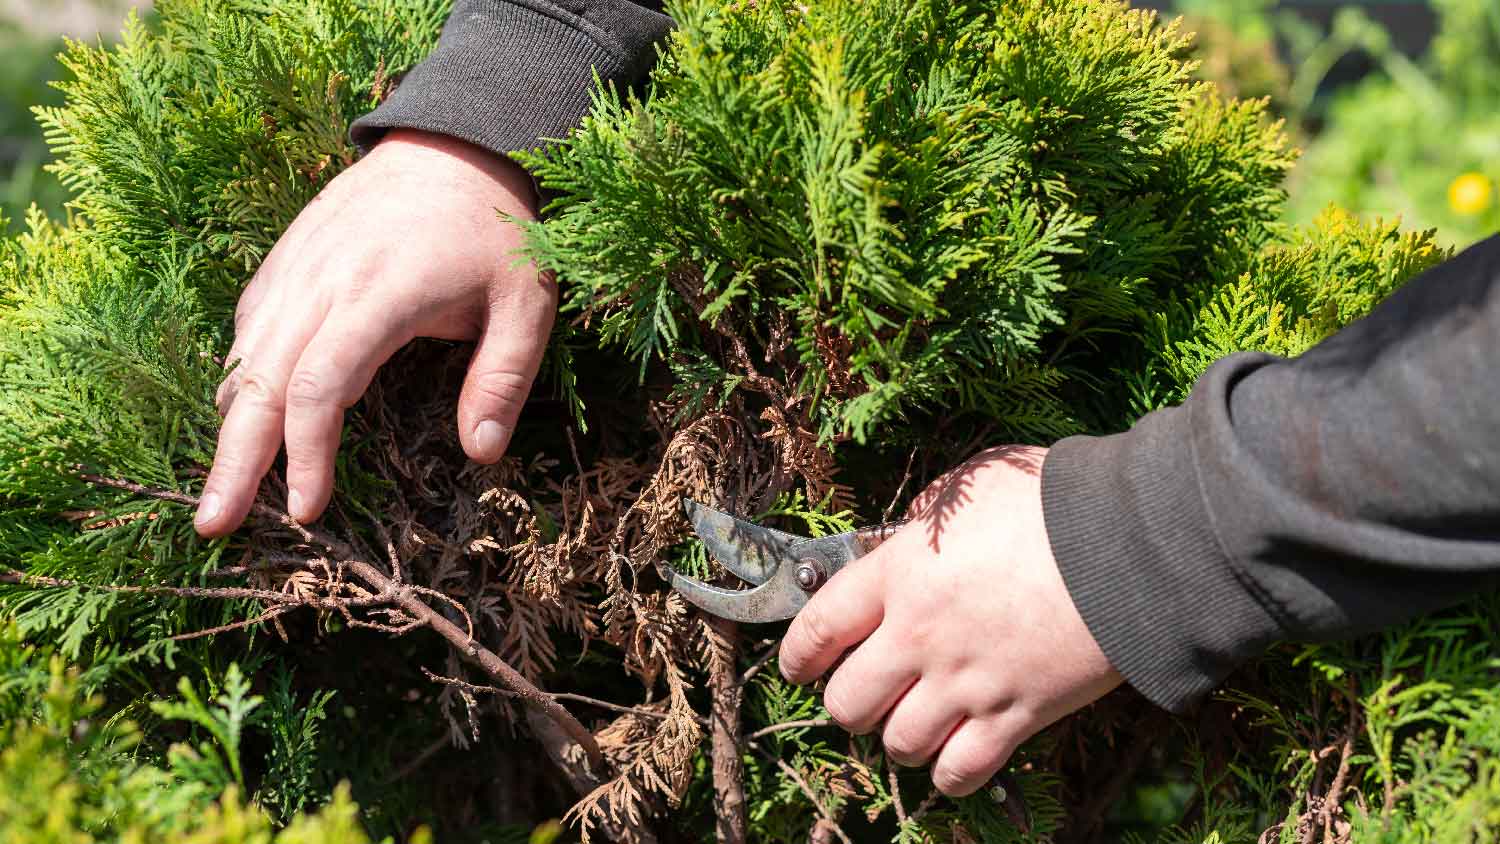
[{"xmin": 4, "ymin": 1, "xmax": 1496, "ymax": 843}]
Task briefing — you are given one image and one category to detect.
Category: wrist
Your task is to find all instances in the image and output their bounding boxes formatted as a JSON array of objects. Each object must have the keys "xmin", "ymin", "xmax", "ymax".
[{"xmin": 375, "ymin": 128, "xmax": 539, "ymax": 215}]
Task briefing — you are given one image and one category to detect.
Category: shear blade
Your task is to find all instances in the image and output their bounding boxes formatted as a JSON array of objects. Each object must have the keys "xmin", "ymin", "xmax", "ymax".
[
  {"xmin": 683, "ymin": 499, "xmax": 799, "ymax": 585},
  {"xmin": 668, "ymin": 568, "xmax": 808, "ymax": 623},
  {"xmin": 675, "ymin": 500, "xmax": 812, "ymax": 622}
]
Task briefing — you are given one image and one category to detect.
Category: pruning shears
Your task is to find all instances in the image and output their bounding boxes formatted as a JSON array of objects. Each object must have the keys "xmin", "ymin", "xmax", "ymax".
[
  {"xmin": 672, "ymin": 499, "xmax": 1033, "ymax": 829},
  {"xmin": 669, "ymin": 499, "xmax": 904, "ymax": 623}
]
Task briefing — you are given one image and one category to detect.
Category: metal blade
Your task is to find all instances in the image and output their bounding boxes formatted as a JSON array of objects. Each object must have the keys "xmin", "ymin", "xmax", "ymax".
[
  {"xmin": 684, "ymin": 499, "xmax": 802, "ymax": 585},
  {"xmin": 783, "ymin": 521, "xmax": 907, "ymax": 581},
  {"xmin": 668, "ymin": 565, "xmax": 811, "ymax": 622}
]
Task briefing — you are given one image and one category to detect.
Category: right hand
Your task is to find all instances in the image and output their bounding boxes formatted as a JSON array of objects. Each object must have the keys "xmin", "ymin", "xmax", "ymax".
[{"xmin": 196, "ymin": 129, "xmax": 557, "ymax": 537}]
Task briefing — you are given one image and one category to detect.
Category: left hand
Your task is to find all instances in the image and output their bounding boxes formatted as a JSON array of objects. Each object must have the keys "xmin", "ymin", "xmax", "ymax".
[{"xmin": 778, "ymin": 445, "xmax": 1123, "ymax": 797}]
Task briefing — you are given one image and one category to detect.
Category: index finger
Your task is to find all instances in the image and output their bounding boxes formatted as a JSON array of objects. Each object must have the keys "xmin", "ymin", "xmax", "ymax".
[{"xmin": 779, "ymin": 549, "xmax": 888, "ymax": 684}]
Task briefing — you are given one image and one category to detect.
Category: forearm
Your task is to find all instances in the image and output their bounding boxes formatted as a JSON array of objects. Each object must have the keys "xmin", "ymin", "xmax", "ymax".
[
  {"xmin": 352, "ymin": 0, "xmax": 672, "ymax": 156},
  {"xmin": 1044, "ymin": 234, "xmax": 1500, "ymax": 712}
]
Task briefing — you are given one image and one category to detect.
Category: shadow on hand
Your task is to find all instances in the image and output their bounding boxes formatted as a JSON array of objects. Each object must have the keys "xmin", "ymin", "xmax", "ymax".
[{"xmin": 906, "ymin": 445, "xmax": 1045, "ymax": 552}]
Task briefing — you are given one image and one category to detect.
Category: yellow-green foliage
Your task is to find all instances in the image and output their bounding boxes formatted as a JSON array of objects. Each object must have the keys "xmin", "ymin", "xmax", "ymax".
[
  {"xmin": 1145, "ymin": 209, "xmax": 1448, "ymax": 399},
  {"xmin": 0, "ymin": 656, "xmax": 378, "ymax": 844},
  {"xmin": 0, "ymin": 0, "xmax": 1494, "ymax": 841}
]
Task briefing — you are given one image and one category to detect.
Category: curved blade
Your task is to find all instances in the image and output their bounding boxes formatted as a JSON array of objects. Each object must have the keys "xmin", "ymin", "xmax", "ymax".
[
  {"xmin": 676, "ymin": 500, "xmax": 907, "ymax": 623},
  {"xmin": 669, "ymin": 564, "xmax": 810, "ymax": 622},
  {"xmin": 684, "ymin": 499, "xmax": 802, "ymax": 585}
]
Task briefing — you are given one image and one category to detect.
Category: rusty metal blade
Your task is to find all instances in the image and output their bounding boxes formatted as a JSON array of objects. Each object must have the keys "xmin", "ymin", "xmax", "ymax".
[
  {"xmin": 684, "ymin": 499, "xmax": 802, "ymax": 585},
  {"xmin": 668, "ymin": 566, "xmax": 810, "ymax": 622}
]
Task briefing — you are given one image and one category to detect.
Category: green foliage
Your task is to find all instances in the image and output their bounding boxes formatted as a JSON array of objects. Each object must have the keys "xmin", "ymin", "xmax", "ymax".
[
  {"xmin": 0, "ymin": 0, "xmax": 450, "ymax": 663},
  {"xmin": 0, "ymin": 1, "xmax": 451, "ymax": 839},
  {"xmin": 1141, "ymin": 208, "xmax": 1447, "ymax": 406},
  {"xmin": 1285, "ymin": 0, "xmax": 1500, "ymax": 247},
  {"xmin": 0, "ymin": 0, "xmax": 1494, "ymax": 842},
  {"xmin": 0, "ymin": 652, "xmax": 377, "ymax": 844},
  {"xmin": 520, "ymin": 0, "xmax": 1296, "ymax": 444}
]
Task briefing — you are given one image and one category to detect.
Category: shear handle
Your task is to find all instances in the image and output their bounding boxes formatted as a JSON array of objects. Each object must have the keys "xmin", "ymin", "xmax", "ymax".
[{"xmin": 848, "ymin": 521, "xmax": 905, "ymax": 556}]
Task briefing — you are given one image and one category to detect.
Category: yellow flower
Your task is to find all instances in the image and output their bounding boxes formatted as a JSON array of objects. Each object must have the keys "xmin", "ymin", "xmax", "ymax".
[{"xmin": 1448, "ymin": 172, "xmax": 1494, "ymax": 216}]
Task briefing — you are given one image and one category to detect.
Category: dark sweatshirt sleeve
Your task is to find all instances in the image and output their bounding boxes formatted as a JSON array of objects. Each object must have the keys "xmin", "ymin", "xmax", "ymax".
[
  {"xmin": 1042, "ymin": 234, "xmax": 1500, "ymax": 713},
  {"xmin": 351, "ymin": 0, "xmax": 672, "ymax": 156}
]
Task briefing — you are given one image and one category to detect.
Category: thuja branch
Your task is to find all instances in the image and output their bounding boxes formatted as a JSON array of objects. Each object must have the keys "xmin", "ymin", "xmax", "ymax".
[
  {"xmin": 74, "ymin": 474, "xmax": 605, "ymax": 770},
  {"xmin": 746, "ymin": 719, "xmax": 833, "ymax": 741},
  {"xmin": 421, "ymin": 667, "xmax": 694, "ymax": 724},
  {"xmin": 748, "ymin": 740, "xmax": 853, "ymax": 844},
  {"xmin": 706, "ymin": 617, "xmax": 748, "ymax": 844}
]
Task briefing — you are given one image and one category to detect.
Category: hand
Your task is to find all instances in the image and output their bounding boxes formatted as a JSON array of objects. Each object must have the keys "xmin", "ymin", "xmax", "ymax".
[
  {"xmin": 778, "ymin": 445, "xmax": 1123, "ymax": 797},
  {"xmin": 196, "ymin": 129, "xmax": 557, "ymax": 537}
]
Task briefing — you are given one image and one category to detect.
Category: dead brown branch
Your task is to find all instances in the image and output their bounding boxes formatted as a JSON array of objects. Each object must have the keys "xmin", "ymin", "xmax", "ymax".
[
  {"xmin": 737, "ymin": 638, "xmax": 779, "ymax": 687},
  {"xmin": 706, "ymin": 617, "xmax": 747, "ymax": 844},
  {"xmin": 887, "ymin": 757, "xmax": 909, "ymax": 826},
  {"xmin": 421, "ymin": 667, "xmax": 686, "ymax": 724},
  {"xmin": 70, "ymin": 474, "xmax": 605, "ymax": 772},
  {"xmin": 909, "ymin": 788, "xmax": 944, "ymax": 824}
]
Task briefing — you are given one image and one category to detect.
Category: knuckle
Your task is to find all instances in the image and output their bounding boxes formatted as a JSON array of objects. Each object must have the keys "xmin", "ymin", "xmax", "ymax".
[
  {"xmin": 821, "ymin": 689, "xmax": 858, "ymax": 732},
  {"xmin": 933, "ymin": 761, "xmax": 984, "ymax": 797},
  {"xmin": 881, "ymin": 723, "xmax": 925, "ymax": 763},
  {"xmin": 468, "ymin": 370, "xmax": 533, "ymax": 413},
  {"xmin": 284, "ymin": 449, "xmax": 326, "ymax": 478},
  {"xmin": 935, "ymin": 743, "xmax": 1007, "ymax": 797},
  {"xmin": 236, "ymin": 372, "xmax": 284, "ymax": 410},
  {"xmin": 797, "ymin": 603, "xmax": 837, "ymax": 655},
  {"xmin": 932, "ymin": 768, "xmax": 971, "ymax": 797},
  {"xmin": 207, "ymin": 451, "xmax": 257, "ymax": 484},
  {"xmin": 285, "ymin": 368, "xmax": 333, "ymax": 409}
]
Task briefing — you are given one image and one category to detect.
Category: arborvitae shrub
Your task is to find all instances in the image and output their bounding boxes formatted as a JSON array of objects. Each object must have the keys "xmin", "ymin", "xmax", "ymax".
[{"xmin": 0, "ymin": 1, "xmax": 1493, "ymax": 842}]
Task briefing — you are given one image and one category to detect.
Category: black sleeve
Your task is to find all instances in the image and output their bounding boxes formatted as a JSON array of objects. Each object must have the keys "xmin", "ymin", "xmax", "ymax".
[
  {"xmin": 350, "ymin": 0, "xmax": 672, "ymax": 156},
  {"xmin": 1041, "ymin": 234, "xmax": 1500, "ymax": 713}
]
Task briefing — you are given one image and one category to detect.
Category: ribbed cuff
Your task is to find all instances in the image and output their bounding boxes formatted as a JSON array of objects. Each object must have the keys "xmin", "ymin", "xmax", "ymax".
[
  {"xmin": 351, "ymin": 0, "xmax": 671, "ymax": 156},
  {"xmin": 1041, "ymin": 402, "xmax": 1284, "ymax": 713}
]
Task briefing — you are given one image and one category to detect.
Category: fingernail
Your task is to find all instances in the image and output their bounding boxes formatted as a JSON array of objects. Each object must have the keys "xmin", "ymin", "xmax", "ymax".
[
  {"xmin": 475, "ymin": 419, "xmax": 508, "ymax": 458},
  {"xmin": 195, "ymin": 492, "xmax": 222, "ymax": 527},
  {"xmin": 287, "ymin": 489, "xmax": 305, "ymax": 522}
]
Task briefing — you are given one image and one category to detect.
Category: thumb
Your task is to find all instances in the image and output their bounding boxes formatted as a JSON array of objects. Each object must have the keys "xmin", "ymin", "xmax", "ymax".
[{"xmin": 458, "ymin": 296, "xmax": 553, "ymax": 464}]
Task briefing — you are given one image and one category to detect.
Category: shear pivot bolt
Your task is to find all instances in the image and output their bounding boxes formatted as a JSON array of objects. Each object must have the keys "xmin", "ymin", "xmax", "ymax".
[{"xmin": 794, "ymin": 560, "xmax": 822, "ymax": 591}]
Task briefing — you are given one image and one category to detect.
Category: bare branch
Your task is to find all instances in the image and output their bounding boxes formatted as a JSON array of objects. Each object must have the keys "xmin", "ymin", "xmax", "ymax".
[
  {"xmin": 909, "ymin": 788, "xmax": 944, "ymax": 824},
  {"xmin": 883, "ymin": 447, "xmax": 918, "ymax": 524},
  {"xmin": 170, "ymin": 605, "xmax": 295, "ymax": 642},
  {"xmin": 707, "ymin": 617, "xmax": 747, "ymax": 844},
  {"xmin": 69, "ymin": 474, "xmax": 608, "ymax": 773},
  {"xmin": 747, "ymin": 719, "xmax": 832, "ymax": 741},
  {"xmin": 737, "ymin": 638, "xmax": 780, "ymax": 687},
  {"xmin": 887, "ymin": 756, "xmax": 908, "ymax": 826}
]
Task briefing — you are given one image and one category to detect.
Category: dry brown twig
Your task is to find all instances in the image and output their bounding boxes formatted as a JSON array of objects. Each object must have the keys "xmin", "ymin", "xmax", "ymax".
[
  {"xmin": 420, "ymin": 667, "xmax": 695, "ymax": 724},
  {"xmin": 63, "ymin": 474, "xmax": 605, "ymax": 772},
  {"xmin": 737, "ymin": 638, "xmax": 780, "ymax": 686},
  {"xmin": 706, "ymin": 617, "xmax": 748, "ymax": 844},
  {"xmin": 887, "ymin": 756, "xmax": 909, "ymax": 826}
]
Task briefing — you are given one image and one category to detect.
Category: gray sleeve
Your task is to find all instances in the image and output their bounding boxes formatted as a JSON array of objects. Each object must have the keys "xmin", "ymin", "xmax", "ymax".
[
  {"xmin": 1042, "ymin": 234, "xmax": 1500, "ymax": 713},
  {"xmin": 351, "ymin": 0, "xmax": 672, "ymax": 156}
]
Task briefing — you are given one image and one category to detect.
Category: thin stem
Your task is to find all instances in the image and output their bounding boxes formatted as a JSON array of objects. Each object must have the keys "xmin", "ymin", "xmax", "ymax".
[
  {"xmin": 748, "ymin": 740, "xmax": 852, "ymax": 844},
  {"xmin": 747, "ymin": 719, "xmax": 832, "ymax": 741},
  {"xmin": 73, "ymin": 474, "xmax": 606, "ymax": 772}
]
